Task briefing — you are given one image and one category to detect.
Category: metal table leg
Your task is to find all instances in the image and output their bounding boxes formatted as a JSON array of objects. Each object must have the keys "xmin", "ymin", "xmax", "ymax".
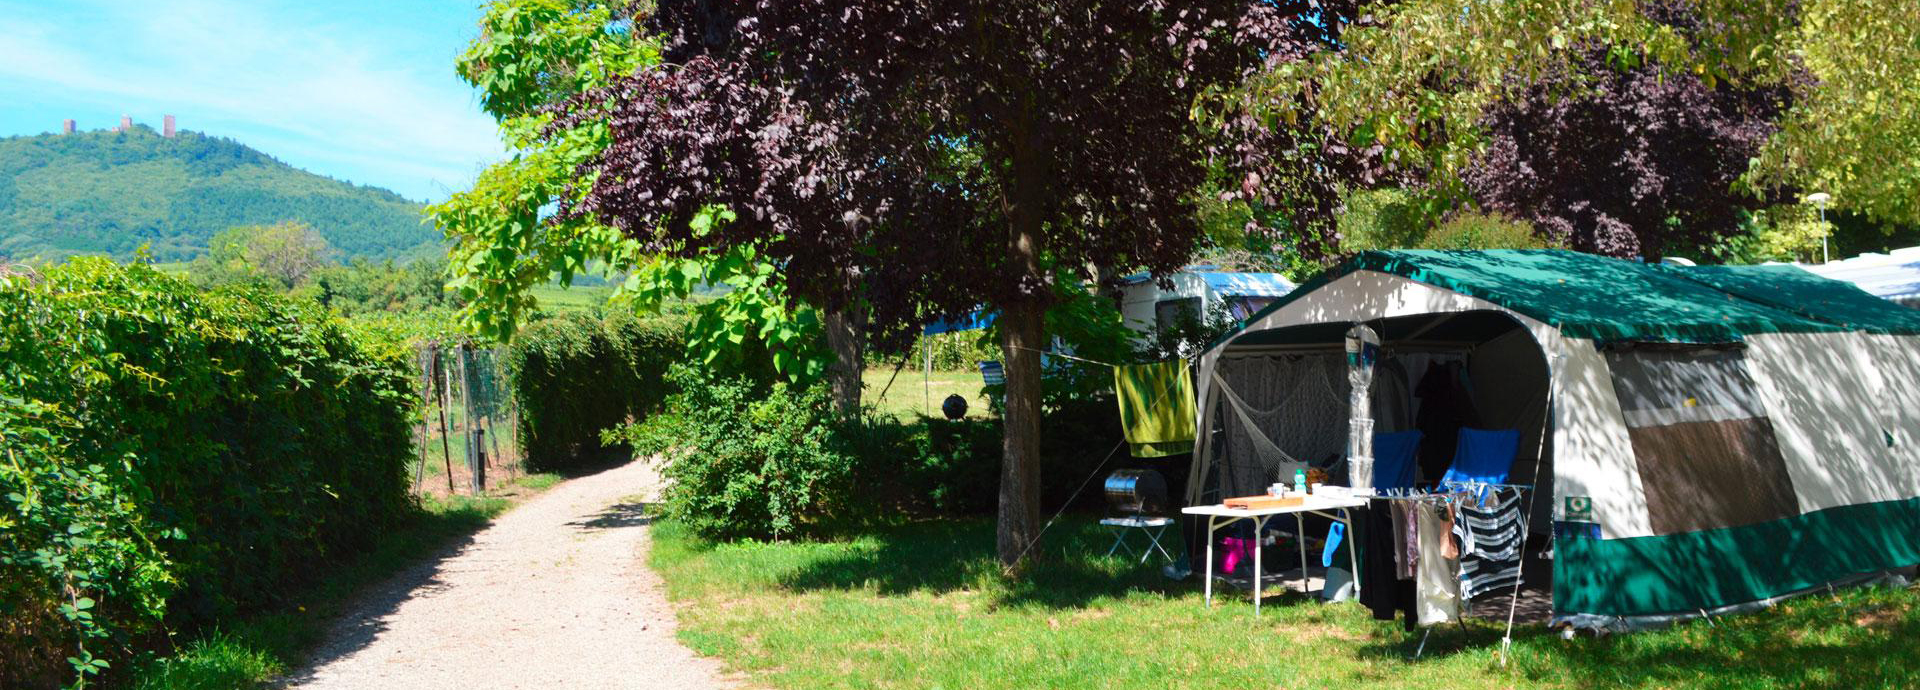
[
  {"xmin": 1345, "ymin": 508, "xmax": 1361, "ymax": 601},
  {"xmin": 1296, "ymin": 512, "xmax": 1309, "ymax": 596},
  {"xmin": 1204, "ymin": 515, "xmax": 1216, "ymax": 607},
  {"xmin": 1252, "ymin": 515, "xmax": 1264, "ymax": 616}
]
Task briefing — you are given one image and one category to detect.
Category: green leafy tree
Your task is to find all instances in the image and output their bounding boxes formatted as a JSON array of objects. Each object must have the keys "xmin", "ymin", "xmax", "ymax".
[
  {"xmin": 431, "ymin": 0, "xmax": 831, "ymax": 387},
  {"xmin": 190, "ymin": 221, "xmax": 335, "ymax": 289},
  {"xmin": 1750, "ymin": 0, "xmax": 1920, "ymax": 227},
  {"xmin": 557, "ymin": 2, "xmax": 1322, "ymax": 567},
  {"xmin": 1254, "ymin": 0, "xmax": 1920, "ymax": 248}
]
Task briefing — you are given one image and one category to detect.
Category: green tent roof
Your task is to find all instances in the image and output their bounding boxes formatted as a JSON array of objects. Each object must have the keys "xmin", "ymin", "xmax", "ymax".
[{"xmin": 1223, "ymin": 250, "xmax": 1920, "ymax": 346}]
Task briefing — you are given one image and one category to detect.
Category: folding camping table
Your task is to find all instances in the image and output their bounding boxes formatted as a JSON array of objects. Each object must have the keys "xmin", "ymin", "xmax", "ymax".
[{"xmin": 1183, "ymin": 495, "xmax": 1370, "ymax": 616}]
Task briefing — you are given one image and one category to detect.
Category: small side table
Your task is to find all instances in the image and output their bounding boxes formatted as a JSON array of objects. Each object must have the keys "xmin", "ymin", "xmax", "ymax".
[{"xmin": 1099, "ymin": 515, "xmax": 1176, "ymax": 564}]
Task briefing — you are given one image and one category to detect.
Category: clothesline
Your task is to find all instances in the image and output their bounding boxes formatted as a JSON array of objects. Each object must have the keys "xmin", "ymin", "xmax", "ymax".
[
  {"xmin": 1369, "ymin": 483, "xmax": 1533, "ymax": 500},
  {"xmin": 1008, "ymin": 344, "xmax": 1184, "ymax": 368}
]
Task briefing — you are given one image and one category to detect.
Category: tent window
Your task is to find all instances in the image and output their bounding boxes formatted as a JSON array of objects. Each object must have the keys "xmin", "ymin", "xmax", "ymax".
[
  {"xmin": 1155, "ymin": 297, "xmax": 1202, "ymax": 330},
  {"xmin": 1606, "ymin": 348, "xmax": 1798, "ymax": 535}
]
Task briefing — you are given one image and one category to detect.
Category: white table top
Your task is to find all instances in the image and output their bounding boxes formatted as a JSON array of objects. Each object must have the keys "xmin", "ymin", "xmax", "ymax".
[{"xmin": 1181, "ymin": 494, "xmax": 1370, "ymax": 517}]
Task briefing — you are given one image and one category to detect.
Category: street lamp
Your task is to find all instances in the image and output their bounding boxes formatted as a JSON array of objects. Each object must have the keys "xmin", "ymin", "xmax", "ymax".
[{"xmin": 1807, "ymin": 192, "xmax": 1832, "ymax": 264}]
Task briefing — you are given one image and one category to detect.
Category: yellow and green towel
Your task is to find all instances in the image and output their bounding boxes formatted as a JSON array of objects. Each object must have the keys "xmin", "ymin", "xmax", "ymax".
[{"xmin": 1113, "ymin": 361, "xmax": 1196, "ymax": 458}]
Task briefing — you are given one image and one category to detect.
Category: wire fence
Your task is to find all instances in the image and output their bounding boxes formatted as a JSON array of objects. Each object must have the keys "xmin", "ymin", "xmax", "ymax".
[{"xmin": 411, "ymin": 340, "xmax": 523, "ymax": 496}]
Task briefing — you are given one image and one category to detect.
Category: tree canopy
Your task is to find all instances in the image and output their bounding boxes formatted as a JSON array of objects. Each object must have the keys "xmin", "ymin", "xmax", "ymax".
[
  {"xmin": 553, "ymin": 0, "xmax": 1341, "ymax": 564},
  {"xmin": 1463, "ymin": 46, "xmax": 1790, "ymax": 258},
  {"xmin": 1251, "ymin": 0, "xmax": 1919, "ymax": 256}
]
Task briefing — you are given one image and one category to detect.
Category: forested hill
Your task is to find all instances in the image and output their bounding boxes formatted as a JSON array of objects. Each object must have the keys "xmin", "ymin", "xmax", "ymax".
[{"xmin": 0, "ymin": 126, "xmax": 441, "ymax": 262}]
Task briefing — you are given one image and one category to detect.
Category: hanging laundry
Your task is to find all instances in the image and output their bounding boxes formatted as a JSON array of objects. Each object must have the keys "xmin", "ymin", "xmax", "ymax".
[
  {"xmin": 1391, "ymin": 501, "xmax": 1418, "ymax": 580},
  {"xmin": 1453, "ymin": 490, "xmax": 1525, "ymax": 599},
  {"xmin": 1415, "ymin": 502, "xmax": 1461, "ymax": 626},
  {"xmin": 1113, "ymin": 360, "xmax": 1196, "ymax": 458},
  {"xmin": 1359, "ymin": 500, "xmax": 1417, "ymax": 631}
]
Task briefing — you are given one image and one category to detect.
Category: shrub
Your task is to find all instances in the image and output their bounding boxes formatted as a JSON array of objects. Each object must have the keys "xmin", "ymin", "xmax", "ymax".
[
  {"xmin": 612, "ymin": 365, "xmax": 859, "ymax": 539},
  {"xmin": 899, "ymin": 418, "xmax": 1003, "ymax": 513},
  {"xmin": 505, "ymin": 312, "xmax": 687, "ymax": 471},
  {"xmin": 0, "ymin": 258, "xmax": 416, "ymax": 688}
]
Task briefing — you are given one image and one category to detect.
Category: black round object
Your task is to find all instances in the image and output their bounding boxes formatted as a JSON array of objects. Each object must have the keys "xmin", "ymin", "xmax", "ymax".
[{"xmin": 941, "ymin": 393, "xmax": 969, "ymax": 420}]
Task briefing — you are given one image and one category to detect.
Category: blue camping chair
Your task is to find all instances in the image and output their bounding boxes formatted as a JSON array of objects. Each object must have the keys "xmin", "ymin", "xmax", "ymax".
[
  {"xmin": 1440, "ymin": 427, "xmax": 1522, "ymax": 487},
  {"xmin": 1370, "ymin": 430, "xmax": 1423, "ymax": 491},
  {"xmin": 1322, "ymin": 430, "xmax": 1422, "ymax": 567}
]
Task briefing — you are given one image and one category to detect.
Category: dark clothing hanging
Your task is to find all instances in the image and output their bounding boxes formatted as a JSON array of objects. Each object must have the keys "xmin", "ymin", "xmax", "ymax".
[
  {"xmin": 1359, "ymin": 500, "xmax": 1417, "ymax": 631},
  {"xmin": 1454, "ymin": 490, "xmax": 1526, "ymax": 599},
  {"xmin": 1414, "ymin": 361, "xmax": 1479, "ymax": 483}
]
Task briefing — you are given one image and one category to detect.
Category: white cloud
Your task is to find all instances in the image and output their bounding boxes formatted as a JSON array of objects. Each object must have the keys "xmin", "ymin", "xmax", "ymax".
[{"xmin": 0, "ymin": 0, "xmax": 502, "ymax": 201}]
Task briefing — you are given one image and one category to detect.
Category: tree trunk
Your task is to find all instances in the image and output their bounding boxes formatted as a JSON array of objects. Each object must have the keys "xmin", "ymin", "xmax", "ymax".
[
  {"xmin": 996, "ymin": 186, "xmax": 1048, "ymax": 568},
  {"xmin": 824, "ymin": 306, "xmax": 865, "ymax": 415},
  {"xmin": 996, "ymin": 298, "xmax": 1045, "ymax": 568}
]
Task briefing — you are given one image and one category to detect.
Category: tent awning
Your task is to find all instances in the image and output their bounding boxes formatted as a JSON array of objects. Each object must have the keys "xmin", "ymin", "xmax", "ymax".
[{"xmin": 1210, "ymin": 250, "xmax": 1920, "ymax": 350}]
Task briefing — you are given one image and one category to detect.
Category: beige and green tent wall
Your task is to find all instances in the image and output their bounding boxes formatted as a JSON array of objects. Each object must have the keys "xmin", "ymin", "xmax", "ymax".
[{"xmin": 1188, "ymin": 250, "xmax": 1920, "ymax": 621}]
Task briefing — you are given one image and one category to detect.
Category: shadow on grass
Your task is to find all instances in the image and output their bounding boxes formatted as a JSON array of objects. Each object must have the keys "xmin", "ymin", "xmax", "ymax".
[
  {"xmin": 1354, "ymin": 585, "xmax": 1920, "ymax": 690},
  {"xmin": 778, "ymin": 515, "xmax": 1194, "ymax": 610}
]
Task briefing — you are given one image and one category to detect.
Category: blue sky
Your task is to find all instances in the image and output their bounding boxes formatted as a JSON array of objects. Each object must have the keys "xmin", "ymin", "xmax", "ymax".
[{"xmin": 0, "ymin": 0, "xmax": 503, "ymax": 202}]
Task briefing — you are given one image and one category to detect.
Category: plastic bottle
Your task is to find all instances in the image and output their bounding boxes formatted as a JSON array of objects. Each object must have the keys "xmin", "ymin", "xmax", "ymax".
[{"xmin": 1294, "ymin": 468, "xmax": 1308, "ymax": 496}]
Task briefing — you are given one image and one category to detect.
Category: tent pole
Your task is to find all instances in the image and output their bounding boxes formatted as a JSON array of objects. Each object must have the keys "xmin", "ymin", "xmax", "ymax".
[{"xmin": 1501, "ymin": 351, "xmax": 1559, "ymax": 667}]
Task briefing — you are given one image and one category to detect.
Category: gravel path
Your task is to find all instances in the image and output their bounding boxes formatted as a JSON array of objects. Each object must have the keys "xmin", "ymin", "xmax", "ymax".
[{"xmin": 283, "ymin": 460, "xmax": 738, "ymax": 689}]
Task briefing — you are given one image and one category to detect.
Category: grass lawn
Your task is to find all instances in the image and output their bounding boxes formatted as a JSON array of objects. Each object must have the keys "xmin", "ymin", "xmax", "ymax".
[
  {"xmin": 130, "ymin": 472, "xmax": 564, "ymax": 689},
  {"xmin": 650, "ymin": 517, "xmax": 1920, "ymax": 690},
  {"xmin": 862, "ymin": 367, "xmax": 993, "ymax": 421},
  {"xmin": 528, "ymin": 282, "xmax": 616, "ymax": 313}
]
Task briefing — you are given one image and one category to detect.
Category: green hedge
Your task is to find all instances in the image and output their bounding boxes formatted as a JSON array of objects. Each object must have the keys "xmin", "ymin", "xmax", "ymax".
[
  {"xmin": 0, "ymin": 259, "xmax": 416, "ymax": 688},
  {"xmin": 505, "ymin": 312, "xmax": 687, "ymax": 472}
]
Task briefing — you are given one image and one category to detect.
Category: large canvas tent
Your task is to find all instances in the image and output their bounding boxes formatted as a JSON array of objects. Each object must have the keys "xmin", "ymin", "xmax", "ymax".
[{"xmin": 1187, "ymin": 249, "xmax": 1920, "ymax": 624}]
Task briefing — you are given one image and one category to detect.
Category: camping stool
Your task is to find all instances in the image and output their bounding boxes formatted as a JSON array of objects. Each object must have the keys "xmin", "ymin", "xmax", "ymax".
[
  {"xmin": 978, "ymin": 361, "xmax": 1006, "ymax": 386},
  {"xmin": 1099, "ymin": 515, "xmax": 1177, "ymax": 564}
]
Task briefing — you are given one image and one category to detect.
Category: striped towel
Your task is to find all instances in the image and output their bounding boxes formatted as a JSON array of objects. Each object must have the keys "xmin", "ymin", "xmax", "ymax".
[{"xmin": 1453, "ymin": 491, "xmax": 1524, "ymax": 599}]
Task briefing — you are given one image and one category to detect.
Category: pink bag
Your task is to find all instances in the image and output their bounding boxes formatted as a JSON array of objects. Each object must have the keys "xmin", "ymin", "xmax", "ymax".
[{"xmin": 1221, "ymin": 536, "xmax": 1256, "ymax": 573}]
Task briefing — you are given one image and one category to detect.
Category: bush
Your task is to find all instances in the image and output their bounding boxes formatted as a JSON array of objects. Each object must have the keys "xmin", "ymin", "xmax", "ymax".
[
  {"xmin": 612, "ymin": 365, "xmax": 858, "ymax": 539},
  {"xmin": 0, "ymin": 258, "xmax": 416, "ymax": 688},
  {"xmin": 505, "ymin": 312, "xmax": 687, "ymax": 472}
]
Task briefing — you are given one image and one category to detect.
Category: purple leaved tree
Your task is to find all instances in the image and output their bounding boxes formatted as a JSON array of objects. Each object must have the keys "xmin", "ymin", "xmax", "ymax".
[
  {"xmin": 555, "ymin": 0, "xmax": 1350, "ymax": 567},
  {"xmin": 1464, "ymin": 47, "xmax": 1791, "ymax": 260}
]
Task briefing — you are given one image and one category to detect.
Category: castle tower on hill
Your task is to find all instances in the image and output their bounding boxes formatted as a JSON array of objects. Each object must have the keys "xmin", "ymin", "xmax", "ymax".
[
  {"xmin": 163, "ymin": 114, "xmax": 176, "ymax": 138},
  {"xmin": 62, "ymin": 119, "xmax": 75, "ymax": 135},
  {"xmin": 117, "ymin": 114, "xmax": 132, "ymax": 132}
]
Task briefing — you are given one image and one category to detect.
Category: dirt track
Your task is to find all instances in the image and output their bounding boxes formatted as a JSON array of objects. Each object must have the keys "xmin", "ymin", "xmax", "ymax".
[{"xmin": 283, "ymin": 460, "xmax": 738, "ymax": 689}]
